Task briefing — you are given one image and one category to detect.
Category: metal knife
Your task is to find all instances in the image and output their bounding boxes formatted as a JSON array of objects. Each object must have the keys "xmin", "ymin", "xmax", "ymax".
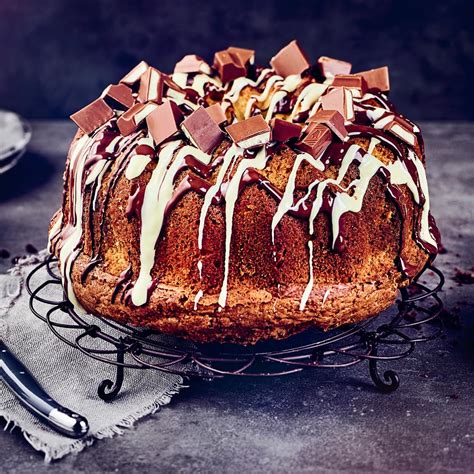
[{"xmin": 0, "ymin": 340, "xmax": 89, "ymax": 438}]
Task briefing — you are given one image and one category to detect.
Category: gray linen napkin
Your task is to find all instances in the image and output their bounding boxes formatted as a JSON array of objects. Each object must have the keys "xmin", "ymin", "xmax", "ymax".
[{"xmin": 0, "ymin": 251, "xmax": 191, "ymax": 461}]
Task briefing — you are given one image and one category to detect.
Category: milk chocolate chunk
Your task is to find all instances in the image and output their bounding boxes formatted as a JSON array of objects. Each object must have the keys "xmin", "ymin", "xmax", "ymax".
[
  {"xmin": 355, "ymin": 66, "xmax": 390, "ymax": 92},
  {"xmin": 138, "ymin": 67, "xmax": 164, "ymax": 103},
  {"xmin": 317, "ymin": 56, "xmax": 352, "ymax": 78},
  {"xmin": 206, "ymin": 103, "xmax": 227, "ymax": 125},
  {"xmin": 296, "ymin": 123, "xmax": 332, "ymax": 158},
  {"xmin": 102, "ymin": 83, "xmax": 134, "ymax": 109},
  {"xmin": 174, "ymin": 54, "xmax": 211, "ymax": 74},
  {"xmin": 146, "ymin": 100, "xmax": 184, "ymax": 145},
  {"xmin": 70, "ymin": 98, "xmax": 114, "ymax": 135},
  {"xmin": 120, "ymin": 61, "xmax": 149, "ymax": 87},
  {"xmin": 270, "ymin": 118, "xmax": 302, "ymax": 142},
  {"xmin": 213, "ymin": 50, "xmax": 246, "ymax": 83},
  {"xmin": 307, "ymin": 110, "xmax": 347, "ymax": 141},
  {"xmin": 226, "ymin": 114, "xmax": 271, "ymax": 149},
  {"xmin": 383, "ymin": 116, "xmax": 416, "ymax": 147},
  {"xmin": 270, "ymin": 40, "xmax": 310, "ymax": 78},
  {"xmin": 181, "ymin": 107, "xmax": 224, "ymax": 153},
  {"xmin": 321, "ymin": 87, "xmax": 354, "ymax": 121},
  {"xmin": 117, "ymin": 102, "xmax": 158, "ymax": 136},
  {"xmin": 331, "ymin": 75, "xmax": 366, "ymax": 95},
  {"xmin": 227, "ymin": 46, "xmax": 255, "ymax": 67}
]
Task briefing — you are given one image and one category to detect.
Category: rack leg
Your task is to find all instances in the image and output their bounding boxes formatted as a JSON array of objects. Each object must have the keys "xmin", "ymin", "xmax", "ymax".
[
  {"xmin": 98, "ymin": 345, "xmax": 125, "ymax": 401},
  {"xmin": 368, "ymin": 346, "xmax": 400, "ymax": 393}
]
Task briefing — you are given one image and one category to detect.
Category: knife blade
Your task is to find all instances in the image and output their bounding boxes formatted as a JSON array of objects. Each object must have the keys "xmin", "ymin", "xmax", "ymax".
[{"xmin": 0, "ymin": 340, "xmax": 89, "ymax": 438}]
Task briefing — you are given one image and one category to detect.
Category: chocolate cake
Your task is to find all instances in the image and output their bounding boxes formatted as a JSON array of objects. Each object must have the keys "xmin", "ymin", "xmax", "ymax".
[{"xmin": 48, "ymin": 40, "xmax": 440, "ymax": 344}]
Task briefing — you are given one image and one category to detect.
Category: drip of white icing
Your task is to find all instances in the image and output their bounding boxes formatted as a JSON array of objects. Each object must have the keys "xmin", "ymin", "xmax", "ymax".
[
  {"xmin": 198, "ymin": 144, "xmax": 240, "ymax": 250},
  {"xmin": 271, "ymin": 152, "xmax": 324, "ymax": 244},
  {"xmin": 92, "ymin": 161, "xmax": 111, "ymax": 211},
  {"xmin": 59, "ymin": 133, "xmax": 94, "ymax": 308},
  {"xmin": 225, "ymin": 69, "xmax": 275, "ymax": 103},
  {"xmin": 265, "ymin": 90, "xmax": 287, "ymax": 121},
  {"xmin": 166, "ymin": 89, "xmax": 198, "ymax": 111},
  {"xmin": 197, "ymin": 260, "xmax": 203, "ymax": 279},
  {"xmin": 299, "ymin": 240, "xmax": 314, "ymax": 311},
  {"xmin": 367, "ymin": 137, "xmax": 380, "ymax": 154},
  {"xmin": 322, "ymin": 289, "xmax": 330, "ymax": 305},
  {"xmin": 47, "ymin": 212, "xmax": 62, "ymax": 253},
  {"xmin": 407, "ymin": 149, "xmax": 437, "ymax": 249},
  {"xmin": 125, "ymin": 155, "xmax": 151, "ymax": 180},
  {"xmin": 132, "ymin": 143, "xmax": 212, "ymax": 306},
  {"xmin": 194, "ymin": 289, "xmax": 203, "ymax": 310},
  {"xmin": 290, "ymin": 83, "xmax": 328, "ymax": 120},
  {"xmin": 218, "ymin": 147, "xmax": 269, "ymax": 307}
]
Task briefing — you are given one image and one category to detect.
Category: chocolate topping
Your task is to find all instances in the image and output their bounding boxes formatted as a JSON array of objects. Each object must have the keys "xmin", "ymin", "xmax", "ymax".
[
  {"xmin": 70, "ymin": 98, "xmax": 114, "ymax": 135},
  {"xmin": 307, "ymin": 110, "xmax": 347, "ymax": 141},
  {"xmin": 101, "ymin": 84, "xmax": 134, "ymax": 110},
  {"xmin": 138, "ymin": 67, "xmax": 164, "ymax": 104},
  {"xmin": 120, "ymin": 61, "xmax": 149, "ymax": 87},
  {"xmin": 321, "ymin": 87, "xmax": 354, "ymax": 121},
  {"xmin": 213, "ymin": 50, "xmax": 246, "ymax": 84},
  {"xmin": 206, "ymin": 103, "xmax": 227, "ymax": 125},
  {"xmin": 317, "ymin": 56, "xmax": 352, "ymax": 78},
  {"xmin": 146, "ymin": 100, "xmax": 184, "ymax": 145},
  {"xmin": 355, "ymin": 66, "xmax": 390, "ymax": 92},
  {"xmin": 181, "ymin": 107, "xmax": 224, "ymax": 153},
  {"xmin": 174, "ymin": 55, "xmax": 211, "ymax": 74},
  {"xmin": 270, "ymin": 118, "xmax": 302, "ymax": 143},
  {"xmin": 296, "ymin": 123, "xmax": 332, "ymax": 158},
  {"xmin": 270, "ymin": 40, "xmax": 310, "ymax": 77},
  {"xmin": 117, "ymin": 102, "xmax": 158, "ymax": 136},
  {"xmin": 225, "ymin": 114, "xmax": 271, "ymax": 149}
]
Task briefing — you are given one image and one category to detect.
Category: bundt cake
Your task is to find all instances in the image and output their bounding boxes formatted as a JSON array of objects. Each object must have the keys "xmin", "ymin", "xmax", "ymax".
[{"xmin": 48, "ymin": 40, "xmax": 440, "ymax": 344}]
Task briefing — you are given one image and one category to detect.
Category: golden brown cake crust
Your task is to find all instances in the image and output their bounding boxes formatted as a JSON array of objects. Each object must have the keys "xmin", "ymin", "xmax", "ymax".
[{"xmin": 50, "ymin": 48, "xmax": 439, "ymax": 345}]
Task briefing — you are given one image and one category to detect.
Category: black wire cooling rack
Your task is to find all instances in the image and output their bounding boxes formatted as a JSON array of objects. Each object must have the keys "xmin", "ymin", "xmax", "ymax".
[{"xmin": 26, "ymin": 256, "xmax": 444, "ymax": 401}]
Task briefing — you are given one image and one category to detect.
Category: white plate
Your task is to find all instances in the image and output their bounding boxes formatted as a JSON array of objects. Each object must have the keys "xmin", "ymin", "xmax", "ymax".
[{"xmin": 0, "ymin": 110, "xmax": 32, "ymax": 175}]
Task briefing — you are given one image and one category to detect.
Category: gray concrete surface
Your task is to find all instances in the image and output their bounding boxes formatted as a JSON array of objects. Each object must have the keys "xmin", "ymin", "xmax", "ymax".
[{"xmin": 0, "ymin": 122, "xmax": 473, "ymax": 472}]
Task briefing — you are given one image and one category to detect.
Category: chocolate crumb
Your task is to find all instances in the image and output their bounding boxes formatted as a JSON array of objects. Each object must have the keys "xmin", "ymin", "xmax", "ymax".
[
  {"xmin": 0, "ymin": 248, "xmax": 10, "ymax": 259},
  {"xmin": 452, "ymin": 268, "xmax": 474, "ymax": 285},
  {"xmin": 25, "ymin": 243, "xmax": 38, "ymax": 254}
]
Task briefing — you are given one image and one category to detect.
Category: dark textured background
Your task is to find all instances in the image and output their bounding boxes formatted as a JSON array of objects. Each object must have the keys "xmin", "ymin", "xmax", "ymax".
[{"xmin": 0, "ymin": 0, "xmax": 473, "ymax": 120}]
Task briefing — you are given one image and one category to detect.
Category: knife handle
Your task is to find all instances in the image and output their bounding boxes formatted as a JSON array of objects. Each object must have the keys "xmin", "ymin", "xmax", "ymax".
[{"xmin": 0, "ymin": 341, "xmax": 89, "ymax": 438}]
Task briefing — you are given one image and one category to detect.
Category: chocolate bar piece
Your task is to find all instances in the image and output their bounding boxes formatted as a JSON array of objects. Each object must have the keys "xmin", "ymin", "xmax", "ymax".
[
  {"xmin": 354, "ymin": 66, "xmax": 390, "ymax": 92},
  {"xmin": 225, "ymin": 114, "xmax": 271, "ymax": 149},
  {"xmin": 227, "ymin": 46, "xmax": 255, "ymax": 67},
  {"xmin": 138, "ymin": 67, "xmax": 163, "ymax": 103},
  {"xmin": 206, "ymin": 103, "xmax": 227, "ymax": 126},
  {"xmin": 213, "ymin": 50, "xmax": 246, "ymax": 83},
  {"xmin": 117, "ymin": 102, "xmax": 158, "ymax": 136},
  {"xmin": 270, "ymin": 118, "xmax": 302, "ymax": 142},
  {"xmin": 270, "ymin": 40, "xmax": 310, "ymax": 77},
  {"xmin": 307, "ymin": 110, "xmax": 347, "ymax": 141},
  {"xmin": 317, "ymin": 56, "xmax": 352, "ymax": 78},
  {"xmin": 296, "ymin": 123, "xmax": 332, "ymax": 158},
  {"xmin": 70, "ymin": 98, "xmax": 114, "ymax": 135},
  {"xmin": 120, "ymin": 61, "xmax": 149, "ymax": 87},
  {"xmin": 102, "ymin": 84, "xmax": 134, "ymax": 109},
  {"xmin": 174, "ymin": 54, "xmax": 211, "ymax": 74},
  {"xmin": 146, "ymin": 100, "xmax": 184, "ymax": 145},
  {"xmin": 321, "ymin": 87, "xmax": 354, "ymax": 121},
  {"xmin": 181, "ymin": 107, "xmax": 224, "ymax": 153},
  {"xmin": 331, "ymin": 75, "xmax": 366, "ymax": 96},
  {"xmin": 383, "ymin": 116, "xmax": 416, "ymax": 147}
]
